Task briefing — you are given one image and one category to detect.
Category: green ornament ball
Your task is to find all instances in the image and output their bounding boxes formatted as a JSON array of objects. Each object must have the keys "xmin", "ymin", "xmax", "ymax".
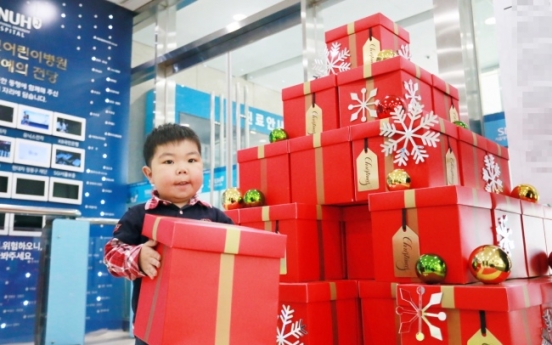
[
  {"xmin": 415, "ymin": 254, "xmax": 447, "ymax": 284},
  {"xmin": 453, "ymin": 120, "xmax": 468, "ymax": 129},
  {"xmin": 269, "ymin": 128, "xmax": 288, "ymax": 143},
  {"xmin": 243, "ymin": 189, "xmax": 265, "ymax": 207}
]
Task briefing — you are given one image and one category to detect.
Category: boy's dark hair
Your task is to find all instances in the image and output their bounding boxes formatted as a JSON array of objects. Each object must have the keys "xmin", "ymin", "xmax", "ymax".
[{"xmin": 143, "ymin": 123, "xmax": 202, "ymax": 167}]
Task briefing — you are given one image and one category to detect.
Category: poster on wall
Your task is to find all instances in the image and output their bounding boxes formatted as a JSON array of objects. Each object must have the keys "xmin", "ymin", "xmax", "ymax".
[{"xmin": 0, "ymin": 0, "xmax": 133, "ymax": 340}]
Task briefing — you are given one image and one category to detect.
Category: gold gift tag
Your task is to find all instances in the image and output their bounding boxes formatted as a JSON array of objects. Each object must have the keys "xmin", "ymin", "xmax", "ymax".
[
  {"xmin": 280, "ymin": 251, "xmax": 287, "ymax": 275},
  {"xmin": 356, "ymin": 148, "xmax": 379, "ymax": 191},
  {"xmin": 392, "ymin": 225, "xmax": 420, "ymax": 277},
  {"xmin": 467, "ymin": 329, "xmax": 502, "ymax": 345},
  {"xmin": 446, "ymin": 148, "xmax": 459, "ymax": 185},
  {"xmin": 306, "ymin": 104, "xmax": 323, "ymax": 135},
  {"xmin": 449, "ymin": 105, "xmax": 460, "ymax": 123},
  {"xmin": 363, "ymin": 36, "xmax": 381, "ymax": 64}
]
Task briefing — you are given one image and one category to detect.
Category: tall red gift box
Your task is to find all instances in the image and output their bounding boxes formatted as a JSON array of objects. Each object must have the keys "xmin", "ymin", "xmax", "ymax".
[
  {"xmin": 134, "ymin": 215, "xmax": 286, "ymax": 345},
  {"xmin": 369, "ymin": 186, "xmax": 493, "ymax": 284},
  {"xmin": 396, "ymin": 278, "xmax": 549, "ymax": 345},
  {"xmin": 490, "ymin": 193, "xmax": 528, "ymax": 278},
  {"xmin": 457, "ymin": 127, "xmax": 488, "ymax": 190},
  {"xmin": 289, "ymin": 127, "xmax": 355, "ymax": 205},
  {"xmin": 281, "ymin": 75, "xmax": 339, "ymax": 139},
  {"xmin": 358, "ymin": 280, "xmax": 400, "ymax": 345},
  {"xmin": 342, "ymin": 205, "xmax": 373, "ymax": 279},
  {"xmin": 325, "ymin": 13, "xmax": 410, "ymax": 68},
  {"xmin": 278, "ymin": 280, "xmax": 362, "ymax": 345},
  {"xmin": 237, "ymin": 140, "xmax": 290, "ymax": 205},
  {"xmin": 519, "ymin": 200, "xmax": 548, "ymax": 277},
  {"xmin": 337, "ymin": 56, "xmax": 434, "ymax": 128},
  {"xmin": 431, "ymin": 74, "xmax": 460, "ymax": 122},
  {"xmin": 239, "ymin": 203, "xmax": 344, "ymax": 282},
  {"xmin": 350, "ymin": 118, "xmax": 460, "ymax": 201},
  {"xmin": 485, "ymin": 137, "xmax": 512, "ymax": 194}
]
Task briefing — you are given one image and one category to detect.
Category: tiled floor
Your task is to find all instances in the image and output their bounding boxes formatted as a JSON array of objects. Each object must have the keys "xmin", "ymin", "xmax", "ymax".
[{"xmin": 5, "ymin": 330, "xmax": 135, "ymax": 345}]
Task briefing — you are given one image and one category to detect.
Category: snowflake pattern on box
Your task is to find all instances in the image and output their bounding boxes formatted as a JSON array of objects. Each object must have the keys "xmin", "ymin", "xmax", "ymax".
[
  {"xmin": 396, "ymin": 286, "xmax": 447, "ymax": 341},
  {"xmin": 542, "ymin": 308, "xmax": 552, "ymax": 345},
  {"xmin": 313, "ymin": 42, "xmax": 351, "ymax": 77},
  {"xmin": 496, "ymin": 215, "xmax": 514, "ymax": 256},
  {"xmin": 348, "ymin": 87, "xmax": 379, "ymax": 123},
  {"xmin": 482, "ymin": 154, "xmax": 503, "ymax": 193},
  {"xmin": 380, "ymin": 80, "xmax": 440, "ymax": 166},
  {"xmin": 277, "ymin": 304, "xmax": 307, "ymax": 345},
  {"xmin": 398, "ymin": 44, "xmax": 412, "ymax": 60}
]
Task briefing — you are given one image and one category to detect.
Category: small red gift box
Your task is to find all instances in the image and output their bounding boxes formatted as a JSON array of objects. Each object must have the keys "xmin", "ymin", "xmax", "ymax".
[
  {"xmin": 239, "ymin": 203, "xmax": 344, "ymax": 283},
  {"xmin": 490, "ymin": 193, "xmax": 528, "ymax": 278},
  {"xmin": 337, "ymin": 56, "xmax": 434, "ymax": 128},
  {"xmin": 519, "ymin": 200, "xmax": 548, "ymax": 277},
  {"xmin": 350, "ymin": 118, "xmax": 460, "ymax": 201},
  {"xmin": 281, "ymin": 75, "xmax": 339, "ymax": 139},
  {"xmin": 358, "ymin": 280, "xmax": 401, "ymax": 345},
  {"xmin": 484, "ymin": 137, "xmax": 512, "ymax": 195},
  {"xmin": 431, "ymin": 74, "xmax": 460, "ymax": 122},
  {"xmin": 223, "ymin": 209, "xmax": 240, "ymax": 224},
  {"xmin": 396, "ymin": 278, "xmax": 549, "ymax": 345},
  {"xmin": 237, "ymin": 140, "xmax": 290, "ymax": 206},
  {"xmin": 134, "ymin": 215, "xmax": 286, "ymax": 345},
  {"xmin": 456, "ymin": 127, "xmax": 488, "ymax": 190},
  {"xmin": 342, "ymin": 205, "xmax": 373, "ymax": 279},
  {"xmin": 289, "ymin": 127, "xmax": 355, "ymax": 205},
  {"xmin": 278, "ymin": 280, "xmax": 362, "ymax": 345},
  {"xmin": 369, "ymin": 186, "xmax": 494, "ymax": 284},
  {"xmin": 325, "ymin": 12, "xmax": 410, "ymax": 68}
]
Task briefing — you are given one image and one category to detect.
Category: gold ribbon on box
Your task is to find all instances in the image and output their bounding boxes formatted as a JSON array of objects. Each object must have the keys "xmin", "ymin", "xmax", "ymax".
[
  {"xmin": 215, "ymin": 228, "xmax": 241, "ymax": 345},
  {"xmin": 329, "ymin": 282, "xmax": 340, "ymax": 345},
  {"xmin": 261, "ymin": 206, "xmax": 287, "ymax": 275},
  {"xmin": 393, "ymin": 24, "xmax": 399, "ymax": 50},
  {"xmin": 313, "ymin": 133, "xmax": 326, "ymax": 205},
  {"xmin": 415, "ymin": 65, "xmax": 421, "ymax": 80},
  {"xmin": 348, "ymin": 25, "xmax": 358, "ymax": 67}
]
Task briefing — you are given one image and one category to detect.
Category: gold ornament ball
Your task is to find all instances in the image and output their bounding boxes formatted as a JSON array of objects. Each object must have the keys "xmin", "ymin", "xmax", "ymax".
[
  {"xmin": 375, "ymin": 49, "xmax": 397, "ymax": 62},
  {"xmin": 222, "ymin": 187, "xmax": 243, "ymax": 211},
  {"xmin": 386, "ymin": 169, "xmax": 411, "ymax": 191},
  {"xmin": 453, "ymin": 120, "xmax": 468, "ymax": 129},
  {"xmin": 269, "ymin": 128, "xmax": 288, "ymax": 143},
  {"xmin": 468, "ymin": 245, "xmax": 512, "ymax": 284},
  {"xmin": 243, "ymin": 189, "xmax": 265, "ymax": 208},
  {"xmin": 416, "ymin": 254, "xmax": 447, "ymax": 284},
  {"xmin": 511, "ymin": 184, "xmax": 539, "ymax": 203}
]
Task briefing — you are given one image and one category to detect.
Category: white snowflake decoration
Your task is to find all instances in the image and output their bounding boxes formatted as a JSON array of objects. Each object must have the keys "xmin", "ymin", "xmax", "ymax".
[
  {"xmin": 277, "ymin": 305, "xmax": 307, "ymax": 345},
  {"xmin": 482, "ymin": 154, "xmax": 503, "ymax": 193},
  {"xmin": 313, "ymin": 42, "xmax": 351, "ymax": 77},
  {"xmin": 348, "ymin": 87, "xmax": 379, "ymax": 123},
  {"xmin": 398, "ymin": 44, "xmax": 412, "ymax": 60},
  {"xmin": 496, "ymin": 215, "xmax": 514, "ymax": 256},
  {"xmin": 396, "ymin": 286, "xmax": 447, "ymax": 341},
  {"xmin": 542, "ymin": 308, "xmax": 552, "ymax": 344},
  {"xmin": 380, "ymin": 80, "xmax": 440, "ymax": 166}
]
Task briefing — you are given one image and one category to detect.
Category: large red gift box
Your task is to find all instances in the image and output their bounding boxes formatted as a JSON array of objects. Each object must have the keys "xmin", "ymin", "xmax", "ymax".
[
  {"xmin": 456, "ymin": 127, "xmax": 488, "ymax": 190},
  {"xmin": 358, "ymin": 280, "xmax": 400, "ymax": 345},
  {"xmin": 134, "ymin": 215, "xmax": 286, "ymax": 345},
  {"xmin": 337, "ymin": 56, "xmax": 434, "ymax": 128},
  {"xmin": 325, "ymin": 13, "xmax": 410, "ymax": 68},
  {"xmin": 289, "ymin": 127, "xmax": 355, "ymax": 205},
  {"xmin": 239, "ymin": 203, "xmax": 344, "ymax": 282},
  {"xmin": 485, "ymin": 137, "xmax": 512, "ymax": 195},
  {"xmin": 350, "ymin": 118, "xmax": 460, "ymax": 201},
  {"xmin": 223, "ymin": 209, "xmax": 240, "ymax": 225},
  {"xmin": 396, "ymin": 278, "xmax": 550, "ymax": 345},
  {"xmin": 278, "ymin": 280, "xmax": 362, "ymax": 345},
  {"xmin": 490, "ymin": 193, "xmax": 528, "ymax": 278},
  {"xmin": 369, "ymin": 186, "xmax": 494, "ymax": 284},
  {"xmin": 237, "ymin": 140, "xmax": 290, "ymax": 205},
  {"xmin": 519, "ymin": 200, "xmax": 548, "ymax": 277},
  {"xmin": 342, "ymin": 205, "xmax": 373, "ymax": 279},
  {"xmin": 282, "ymin": 75, "xmax": 339, "ymax": 139},
  {"xmin": 431, "ymin": 74, "xmax": 460, "ymax": 122}
]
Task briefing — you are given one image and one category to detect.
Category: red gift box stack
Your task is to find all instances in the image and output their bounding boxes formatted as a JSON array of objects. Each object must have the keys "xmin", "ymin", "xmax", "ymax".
[{"xmin": 231, "ymin": 12, "xmax": 552, "ymax": 345}]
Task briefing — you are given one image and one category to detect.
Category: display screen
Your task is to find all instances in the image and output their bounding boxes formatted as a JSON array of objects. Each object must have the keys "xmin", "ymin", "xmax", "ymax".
[
  {"xmin": 15, "ymin": 178, "xmax": 46, "ymax": 197},
  {"xmin": 0, "ymin": 104, "xmax": 14, "ymax": 123},
  {"xmin": 52, "ymin": 181, "xmax": 80, "ymax": 200}
]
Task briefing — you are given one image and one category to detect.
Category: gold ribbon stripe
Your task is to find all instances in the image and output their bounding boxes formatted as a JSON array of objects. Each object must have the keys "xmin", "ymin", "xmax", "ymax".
[
  {"xmin": 303, "ymin": 81, "xmax": 311, "ymax": 96},
  {"xmin": 257, "ymin": 145, "xmax": 265, "ymax": 159},
  {"xmin": 313, "ymin": 133, "xmax": 325, "ymax": 204},
  {"xmin": 349, "ymin": 31, "xmax": 357, "ymax": 67},
  {"xmin": 363, "ymin": 63, "xmax": 372, "ymax": 79},
  {"xmin": 441, "ymin": 286, "xmax": 460, "ymax": 344},
  {"xmin": 347, "ymin": 22, "xmax": 355, "ymax": 35},
  {"xmin": 404, "ymin": 189, "xmax": 416, "ymax": 208},
  {"xmin": 152, "ymin": 216, "xmax": 163, "ymax": 241},
  {"xmin": 415, "ymin": 65, "xmax": 421, "ymax": 79}
]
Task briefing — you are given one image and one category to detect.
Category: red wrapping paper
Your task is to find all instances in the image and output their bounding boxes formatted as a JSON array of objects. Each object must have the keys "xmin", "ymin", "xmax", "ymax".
[
  {"xmin": 431, "ymin": 74, "xmax": 460, "ymax": 122},
  {"xmin": 456, "ymin": 127, "xmax": 488, "ymax": 190},
  {"xmin": 519, "ymin": 200, "xmax": 548, "ymax": 277},
  {"xmin": 358, "ymin": 280, "xmax": 401, "ymax": 345},
  {"xmin": 484, "ymin": 137, "xmax": 512, "ymax": 195},
  {"xmin": 342, "ymin": 205, "xmax": 373, "ymax": 279}
]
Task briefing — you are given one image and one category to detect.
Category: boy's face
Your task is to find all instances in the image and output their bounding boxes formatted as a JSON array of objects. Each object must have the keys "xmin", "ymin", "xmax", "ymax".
[{"xmin": 142, "ymin": 139, "xmax": 203, "ymax": 208}]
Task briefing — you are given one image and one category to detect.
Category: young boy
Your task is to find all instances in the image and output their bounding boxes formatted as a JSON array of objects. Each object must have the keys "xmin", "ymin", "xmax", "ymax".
[{"xmin": 104, "ymin": 123, "xmax": 233, "ymax": 345}]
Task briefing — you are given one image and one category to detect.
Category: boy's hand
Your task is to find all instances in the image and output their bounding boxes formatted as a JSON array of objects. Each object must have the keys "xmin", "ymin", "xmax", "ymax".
[{"xmin": 139, "ymin": 240, "xmax": 161, "ymax": 279}]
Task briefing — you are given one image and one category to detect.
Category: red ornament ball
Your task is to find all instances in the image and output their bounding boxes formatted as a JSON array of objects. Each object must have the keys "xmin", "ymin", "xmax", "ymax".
[
  {"xmin": 376, "ymin": 95, "xmax": 406, "ymax": 118},
  {"xmin": 549, "ymin": 252, "xmax": 552, "ymax": 270}
]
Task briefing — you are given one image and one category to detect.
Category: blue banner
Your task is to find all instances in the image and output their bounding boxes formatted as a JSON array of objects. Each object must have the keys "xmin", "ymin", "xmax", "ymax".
[{"xmin": 483, "ymin": 112, "xmax": 508, "ymax": 147}]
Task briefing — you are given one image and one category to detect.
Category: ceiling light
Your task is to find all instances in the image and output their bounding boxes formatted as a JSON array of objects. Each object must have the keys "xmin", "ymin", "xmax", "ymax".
[
  {"xmin": 233, "ymin": 14, "xmax": 246, "ymax": 21},
  {"xmin": 181, "ymin": 123, "xmax": 190, "ymax": 127},
  {"xmin": 484, "ymin": 17, "xmax": 496, "ymax": 25}
]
